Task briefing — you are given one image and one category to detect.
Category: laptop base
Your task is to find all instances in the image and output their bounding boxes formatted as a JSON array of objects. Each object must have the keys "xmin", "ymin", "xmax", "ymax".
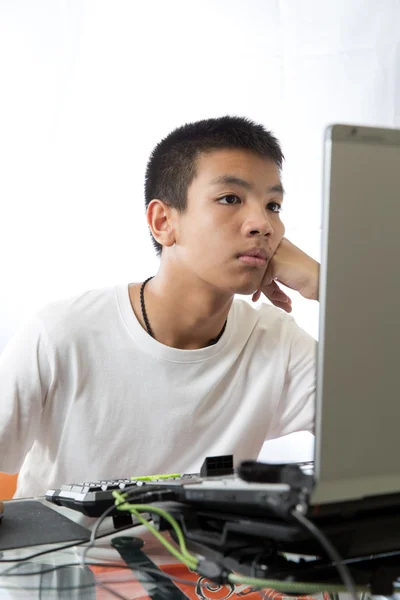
[{"xmin": 152, "ymin": 502, "xmax": 400, "ymax": 595}]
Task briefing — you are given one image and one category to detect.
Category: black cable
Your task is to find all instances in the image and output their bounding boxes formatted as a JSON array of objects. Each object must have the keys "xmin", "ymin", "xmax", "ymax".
[
  {"xmin": 0, "ymin": 577, "xmax": 199, "ymax": 595},
  {"xmin": 291, "ymin": 509, "xmax": 359, "ymax": 600},
  {"xmin": 0, "ymin": 576, "xmax": 197, "ymax": 594},
  {"xmin": 79, "ymin": 496, "xmax": 132, "ymax": 571},
  {"xmin": 0, "ymin": 485, "xmax": 174, "ymax": 575},
  {"xmin": 249, "ymin": 551, "xmax": 272, "ymax": 600},
  {"xmin": 250, "ymin": 550, "xmax": 265, "ymax": 579},
  {"xmin": 80, "ymin": 486, "xmax": 176, "ymax": 570},
  {"xmin": 0, "ymin": 561, "xmax": 130, "ymax": 578},
  {"xmin": 0, "ymin": 539, "xmax": 89, "ymax": 565},
  {"xmin": 0, "ymin": 526, "xmax": 134, "ymax": 573},
  {"xmin": 0, "ymin": 521, "xmax": 139, "ymax": 565},
  {"xmin": 0, "ymin": 561, "xmax": 199, "ymax": 587},
  {"xmin": 0, "ymin": 560, "xmax": 201, "ymax": 599}
]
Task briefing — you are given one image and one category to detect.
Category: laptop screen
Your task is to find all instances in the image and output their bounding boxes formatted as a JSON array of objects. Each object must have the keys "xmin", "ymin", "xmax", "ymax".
[{"xmin": 313, "ymin": 124, "xmax": 400, "ymax": 505}]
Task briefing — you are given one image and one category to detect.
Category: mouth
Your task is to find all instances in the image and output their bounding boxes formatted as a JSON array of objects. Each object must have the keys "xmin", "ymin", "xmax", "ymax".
[{"xmin": 237, "ymin": 247, "xmax": 269, "ymax": 267}]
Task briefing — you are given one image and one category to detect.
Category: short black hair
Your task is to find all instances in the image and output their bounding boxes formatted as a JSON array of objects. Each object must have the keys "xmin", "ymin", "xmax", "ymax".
[{"xmin": 144, "ymin": 115, "xmax": 284, "ymax": 255}]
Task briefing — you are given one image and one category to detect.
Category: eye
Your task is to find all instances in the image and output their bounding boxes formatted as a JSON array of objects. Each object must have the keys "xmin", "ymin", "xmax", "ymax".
[
  {"xmin": 218, "ymin": 194, "xmax": 241, "ymax": 205},
  {"xmin": 267, "ymin": 201, "xmax": 282, "ymax": 213}
]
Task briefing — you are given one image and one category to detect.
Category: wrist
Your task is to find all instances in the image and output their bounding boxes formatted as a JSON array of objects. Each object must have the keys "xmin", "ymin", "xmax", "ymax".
[{"xmin": 302, "ymin": 261, "xmax": 320, "ymax": 300}]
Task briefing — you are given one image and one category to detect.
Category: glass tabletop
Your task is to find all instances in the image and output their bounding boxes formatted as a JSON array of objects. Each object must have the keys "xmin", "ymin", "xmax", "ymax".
[
  {"xmin": 0, "ymin": 497, "xmax": 195, "ymax": 599},
  {"xmin": 1, "ymin": 529, "xmax": 299, "ymax": 600},
  {"xmin": 0, "ymin": 498, "xmax": 361, "ymax": 600},
  {"xmin": 0, "ymin": 525, "xmax": 213, "ymax": 599}
]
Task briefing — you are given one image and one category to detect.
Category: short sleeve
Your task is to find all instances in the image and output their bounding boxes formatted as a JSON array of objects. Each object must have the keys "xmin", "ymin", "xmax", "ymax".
[
  {"xmin": 0, "ymin": 316, "xmax": 52, "ymax": 473},
  {"xmin": 268, "ymin": 318, "xmax": 316, "ymax": 440}
]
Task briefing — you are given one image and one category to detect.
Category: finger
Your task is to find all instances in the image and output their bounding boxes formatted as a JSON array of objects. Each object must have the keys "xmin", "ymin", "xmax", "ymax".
[
  {"xmin": 268, "ymin": 281, "xmax": 291, "ymax": 304},
  {"xmin": 262, "ymin": 280, "xmax": 286, "ymax": 300},
  {"xmin": 253, "ymin": 283, "xmax": 282, "ymax": 303},
  {"xmin": 271, "ymin": 300, "xmax": 293, "ymax": 313},
  {"xmin": 254, "ymin": 280, "xmax": 293, "ymax": 307},
  {"xmin": 271, "ymin": 289, "xmax": 292, "ymax": 304}
]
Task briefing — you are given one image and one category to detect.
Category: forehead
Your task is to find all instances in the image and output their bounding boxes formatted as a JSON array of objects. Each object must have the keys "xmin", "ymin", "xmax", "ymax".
[{"xmin": 192, "ymin": 149, "xmax": 281, "ymax": 188}]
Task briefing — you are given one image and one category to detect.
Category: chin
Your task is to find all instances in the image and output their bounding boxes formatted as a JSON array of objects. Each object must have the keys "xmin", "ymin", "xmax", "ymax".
[
  {"xmin": 227, "ymin": 276, "xmax": 262, "ymax": 296},
  {"xmin": 234, "ymin": 283, "xmax": 260, "ymax": 296},
  {"xmin": 208, "ymin": 268, "xmax": 263, "ymax": 297}
]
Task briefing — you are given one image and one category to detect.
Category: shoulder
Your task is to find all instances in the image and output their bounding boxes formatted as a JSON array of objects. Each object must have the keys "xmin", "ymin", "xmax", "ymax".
[
  {"xmin": 231, "ymin": 297, "xmax": 302, "ymax": 335},
  {"xmin": 231, "ymin": 298, "xmax": 316, "ymax": 355},
  {"xmin": 36, "ymin": 285, "xmax": 119, "ymax": 345}
]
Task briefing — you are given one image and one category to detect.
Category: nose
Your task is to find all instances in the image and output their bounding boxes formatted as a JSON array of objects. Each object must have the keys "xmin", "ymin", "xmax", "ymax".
[{"xmin": 241, "ymin": 207, "xmax": 274, "ymax": 238}]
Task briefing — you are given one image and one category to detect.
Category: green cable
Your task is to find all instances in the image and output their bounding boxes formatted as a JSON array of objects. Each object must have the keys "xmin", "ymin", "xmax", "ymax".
[
  {"xmin": 112, "ymin": 492, "xmax": 368, "ymax": 595},
  {"xmin": 113, "ymin": 492, "xmax": 196, "ymax": 565},
  {"xmin": 228, "ymin": 573, "xmax": 368, "ymax": 594},
  {"xmin": 112, "ymin": 492, "xmax": 198, "ymax": 570},
  {"xmin": 128, "ymin": 507, "xmax": 198, "ymax": 571}
]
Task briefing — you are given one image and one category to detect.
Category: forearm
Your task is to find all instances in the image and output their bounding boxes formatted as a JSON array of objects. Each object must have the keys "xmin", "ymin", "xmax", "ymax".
[{"xmin": 299, "ymin": 257, "xmax": 320, "ymax": 301}]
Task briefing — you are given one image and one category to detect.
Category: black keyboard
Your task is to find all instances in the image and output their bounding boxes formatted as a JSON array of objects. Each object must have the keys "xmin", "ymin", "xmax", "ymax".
[
  {"xmin": 45, "ymin": 474, "xmax": 200, "ymax": 517},
  {"xmin": 45, "ymin": 455, "xmax": 235, "ymax": 517}
]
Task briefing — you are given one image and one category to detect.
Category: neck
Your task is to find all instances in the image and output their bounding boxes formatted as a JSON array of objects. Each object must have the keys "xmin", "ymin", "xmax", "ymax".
[{"xmin": 130, "ymin": 267, "xmax": 233, "ymax": 350}]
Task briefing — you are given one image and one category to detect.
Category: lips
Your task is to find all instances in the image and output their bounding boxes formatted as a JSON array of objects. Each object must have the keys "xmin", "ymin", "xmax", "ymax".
[
  {"xmin": 237, "ymin": 247, "xmax": 269, "ymax": 267},
  {"xmin": 238, "ymin": 247, "xmax": 268, "ymax": 260}
]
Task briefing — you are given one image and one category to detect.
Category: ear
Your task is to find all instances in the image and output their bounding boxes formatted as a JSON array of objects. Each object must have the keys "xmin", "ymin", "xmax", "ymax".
[{"xmin": 147, "ymin": 199, "xmax": 177, "ymax": 250}]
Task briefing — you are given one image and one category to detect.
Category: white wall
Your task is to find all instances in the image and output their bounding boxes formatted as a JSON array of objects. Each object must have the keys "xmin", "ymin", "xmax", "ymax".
[
  {"xmin": 1, "ymin": 0, "xmax": 399, "ymax": 459},
  {"xmin": 1, "ymin": 0, "xmax": 399, "ymax": 350}
]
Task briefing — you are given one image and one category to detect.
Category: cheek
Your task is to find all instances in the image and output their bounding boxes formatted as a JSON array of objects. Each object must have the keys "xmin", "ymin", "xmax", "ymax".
[{"xmin": 274, "ymin": 218, "xmax": 285, "ymax": 239}]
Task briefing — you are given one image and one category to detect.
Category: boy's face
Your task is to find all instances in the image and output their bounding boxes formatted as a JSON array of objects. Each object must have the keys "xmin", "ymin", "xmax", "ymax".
[{"xmin": 170, "ymin": 148, "xmax": 285, "ymax": 296}]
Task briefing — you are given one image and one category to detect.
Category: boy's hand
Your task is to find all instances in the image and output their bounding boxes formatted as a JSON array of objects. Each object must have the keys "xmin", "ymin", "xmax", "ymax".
[{"xmin": 252, "ymin": 238, "xmax": 320, "ymax": 312}]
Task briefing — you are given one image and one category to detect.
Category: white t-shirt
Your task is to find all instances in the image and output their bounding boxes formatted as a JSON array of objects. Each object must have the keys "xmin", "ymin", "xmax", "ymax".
[{"xmin": 0, "ymin": 285, "xmax": 316, "ymax": 498}]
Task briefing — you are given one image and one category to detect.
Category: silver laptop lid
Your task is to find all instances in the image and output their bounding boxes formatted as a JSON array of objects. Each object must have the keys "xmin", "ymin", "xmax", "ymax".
[{"xmin": 312, "ymin": 124, "xmax": 400, "ymax": 505}]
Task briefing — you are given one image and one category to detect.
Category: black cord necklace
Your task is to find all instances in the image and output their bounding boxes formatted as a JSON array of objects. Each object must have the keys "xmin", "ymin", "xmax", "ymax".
[
  {"xmin": 140, "ymin": 276, "xmax": 227, "ymax": 346},
  {"xmin": 140, "ymin": 277, "xmax": 156, "ymax": 338}
]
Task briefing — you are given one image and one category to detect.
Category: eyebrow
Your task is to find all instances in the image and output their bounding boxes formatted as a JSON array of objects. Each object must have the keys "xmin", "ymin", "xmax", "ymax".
[{"xmin": 209, "ymin": 175, "xmax": 285, "ymax": 195}]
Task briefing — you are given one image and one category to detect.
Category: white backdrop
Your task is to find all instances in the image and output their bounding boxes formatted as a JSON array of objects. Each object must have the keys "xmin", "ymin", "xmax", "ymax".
[{"xmin": 1, "ymin": 0, "xmax": 399, "ymax": 460}]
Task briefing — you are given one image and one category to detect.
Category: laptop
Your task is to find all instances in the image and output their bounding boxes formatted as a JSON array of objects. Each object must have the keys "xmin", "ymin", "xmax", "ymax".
[{"xmin": 164, "ymin": 124, "xmax": 400, "ymax": 556}]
